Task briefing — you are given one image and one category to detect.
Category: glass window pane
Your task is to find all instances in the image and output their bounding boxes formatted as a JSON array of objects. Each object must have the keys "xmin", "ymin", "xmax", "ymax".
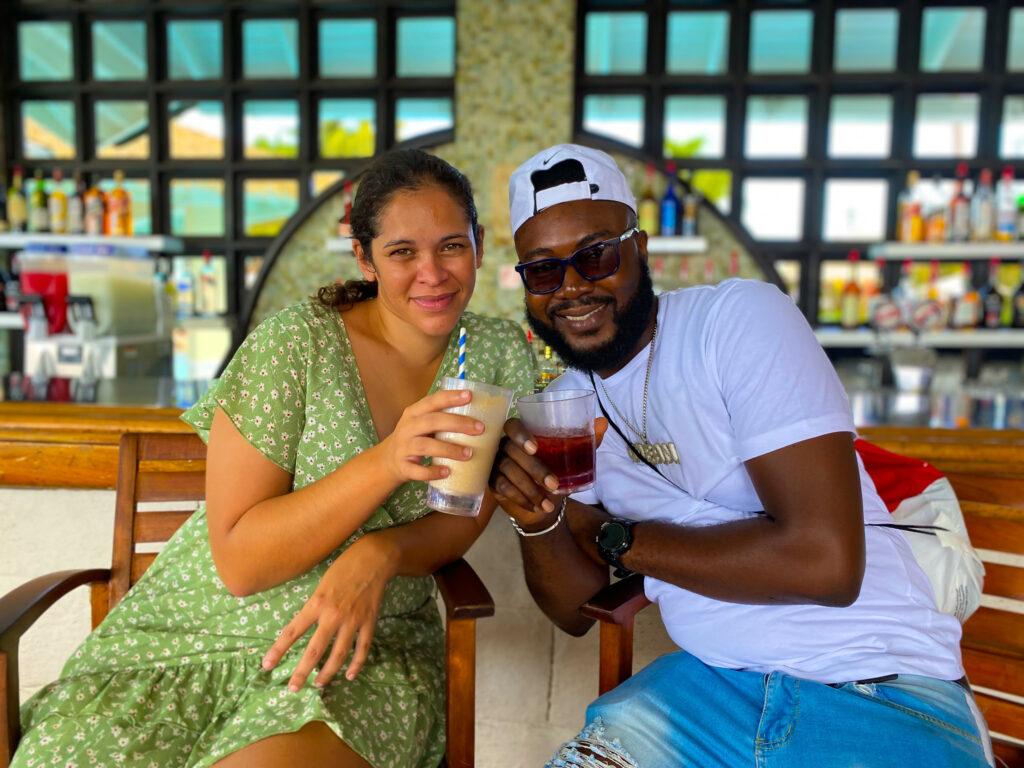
[
  {"xmin": 745, "ymin": 95, "xmax": 808, "ymax": 158},
  {"xmin": 396, "ymin": 17, "xmax": 455, "ymax": 77},
  {"xmin": 395, "ymin": 98, "xmax": 453, "ymax": 142},
  {"xmin": 244, "ymin": 100, "xmax": 299, "ymax": 159},
  {"xmin": 828, "ymin": 95, "xmax": 893, "ymax": 159},
  {"xmin": 1001, "ymin": 96, "xmax": 1024, "ymax": 158},
  {"xmin": 921, "ymin": 8, "xmax": 985, "ymax": 72},
  {"xmin": 692, "ymin": 169, "xmax": 732, "ymax": 215},
  {"xmin": 834, "ymin": 9, "xmax": 898, "ymax": 72},
  {"xmin": 823, "ymin": 179, "xmax": 888, "ymax": 241},
  {"xmin": 310, "ymin": 171, "xmax": 344, "ymax": 197},
  {"xmin": 19, "ymin": 21, "xmax": 73, "ymax": 81},
  {"xmin": 99, "ymin": 177, "xmax": 151, "ymax": 235},
  {"xmin": 170, "ymin": 179, "xmax": 225, "ymax": 237},
  {"xmin": 666, "ymin": 11, "xmax": 728, "ymax": 75},
  {"xmin": 243, "ymin": 19, "xmax": 299, "ymax": 79},
  {"xmin": 167, "ymin": 20, "xmax": 222, "ymax": 80},
  {"xmin": 22, "ymin": 101, "xmax": 75, "ymax": 159},
  {"xmin": 583, "ymin": 94, "xmax": 644, "ymax": 147},
  {"xmin": 749, "ymin": 10, "xmax": 813, "ymax": 74},
  {"xmin": 741, "ymin": 178, "xmax": 804, "ymax": 241},
  {"xmin": 319, "ymin": 19, "xmax": 376, "ymax": 78},
  {"xmin": 774, "ymin": 259, "xmax": 801, "ymax": 303},
  {"xmin": 913, "ymin": 93, "xmax": 979, "ymax": 158},
  {"xmin": 169, "ymin": 100, "xmax": 224, "ymax": 159},
  {"xmin": 319, "ymin": 98, "xmax": 375, "ymax": 158},
  {"xmin": 1009, "ymin": 9, "xmax": 1024, "ymax": 72},
  {"xmin": 92, "ymin": 21, "xmax": 147, "ymax": 81},
  {"xmin": 95, "ymin": 101, "xmax": 149, "ymax": 160},
  {"xmin": 664, "ymin": 95, "xmax": 726, "ymax": 159},
  {"xmin": 585, "ymin": 12, "xmax": 647, "ymax": 75},
  {"xmin": 244, "ymin": 178, "xmax": 300, "ymax": 237}
]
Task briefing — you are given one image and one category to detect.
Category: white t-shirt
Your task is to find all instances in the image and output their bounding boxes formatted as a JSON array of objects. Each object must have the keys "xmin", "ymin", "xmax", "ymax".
[{"xmin": 550, "ymin": 279, "xmax": 964, "ymax": 683}]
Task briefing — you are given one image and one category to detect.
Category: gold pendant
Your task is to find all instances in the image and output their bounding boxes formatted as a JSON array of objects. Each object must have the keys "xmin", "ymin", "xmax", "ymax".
[{"xmin": 628, "ymin": 441, "xmax": 680, "ymax": 465}]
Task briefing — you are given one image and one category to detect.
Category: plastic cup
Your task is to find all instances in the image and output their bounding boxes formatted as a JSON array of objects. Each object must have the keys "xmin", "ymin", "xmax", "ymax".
[
  {"xmin": 427, "ymin": 377, "xmax": 514, "ymax": 516},
  {"xmin": 517, "ymin": 389, "xmax": 596, "ymax": 494}
]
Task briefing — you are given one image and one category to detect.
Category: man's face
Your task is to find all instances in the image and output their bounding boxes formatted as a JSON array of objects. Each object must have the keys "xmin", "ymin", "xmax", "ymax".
[{"xmin": 514, "ymin": 199, "xmax": 655, "ymax": 375}]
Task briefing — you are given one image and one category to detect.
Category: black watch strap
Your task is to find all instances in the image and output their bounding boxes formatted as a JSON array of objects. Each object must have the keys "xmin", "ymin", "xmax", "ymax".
[{"xmin": 596, "ymin": 518, "xmax": 636, "ymax": 578}]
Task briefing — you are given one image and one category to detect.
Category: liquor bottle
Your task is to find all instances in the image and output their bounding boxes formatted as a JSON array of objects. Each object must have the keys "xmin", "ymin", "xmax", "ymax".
[
  {"xmin": 6, "ymin": 167, "xmax": 27, "ymax": 233},
  {"xmin": 971, "ymin": 168, "xmax": 995, "ymax": 243},
  {"xmin": 1012, "ymin": 262, "xmax": 1024, "ymax": 328},
  {"xmin": 337, "ymin": 180, "xmax": 353, "ymax": 237},
  {"xmin": 197, "ymin": 250, "xmax": 218, "ymax": 316},
  {"xmin": 637, "ymin": 163, "xmax": 659, "ymax": 235},
  {"xmin": 839, "ymin": 249, "xmax": 862, "ymax": 330},
  {"xmin": 680, "ymin": 190, "xmax": 699, "ymax": 237},
  {"xmin": 83, "ymin": 175, "xmax": 108, "ymax": 235},
  {"xmin": 67, "ymin": 171, "xmax": 85, "ymax": 235},
  {"xmin": 106, "ymin": 170, "xmax": 132, "ymax": 236},
  {"xmin": 727, "ymin": 250, "xmax": 739, "ymax": 280},
  {"xmin": 703, "ymin": 255, "xmax": 715, "ymax": 285},
  {"xmin": 27, "ymin": 169, "xmax": 49, "ymax": 233},
  {"xmin": 0, "ymin": 176, "xmax": 6, "ymax": 233},
  {"xmin": 948, "ymin": 163, "xmax": 970, "ymax": 243},
  {"xmin": 678, "ymin": 255, "xmax": 691, "ymax": 286},
  {"xmin": 659, "ymin": 161, "xmax": 680, "ymax": 236},
  {"xmin": 996, "ymin": 167, "xmax": 1017, "ymax": 242},
  {"xmin": 924, "ymin": 175, "xmax": 947, "ymax": 244},
  {"xmin": 897, "ymin": 170, "xmax": 924, "ymax": 243},
  {"xmin": 47, "ymin": 168, "xmax": 68, "ymax": 235},
  {"xmin": 864, "ymin": 258, "xmax": 885, "ymax": 328},
  {"xmin": 950, "ymin": 262, "xmax": 979, "ymax": 329},
  {"xmin": 982, "ymin": 258, "xmax": 1006, "ymax": 329},
  {"xmin": 535, "ymin": 346, "xmax": 559, "ymax": 391}
]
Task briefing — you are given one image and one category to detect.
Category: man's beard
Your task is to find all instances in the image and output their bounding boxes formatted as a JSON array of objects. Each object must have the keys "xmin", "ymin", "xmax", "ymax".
[{"xmin": 526, "ymin": 262, "xmax": 655, "ymax": 374}]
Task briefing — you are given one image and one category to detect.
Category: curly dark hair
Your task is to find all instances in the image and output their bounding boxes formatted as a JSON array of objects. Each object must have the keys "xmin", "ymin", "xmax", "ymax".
[{"xmin": 316, "ymin": 148, "xmax": 479, "ymax": 309}]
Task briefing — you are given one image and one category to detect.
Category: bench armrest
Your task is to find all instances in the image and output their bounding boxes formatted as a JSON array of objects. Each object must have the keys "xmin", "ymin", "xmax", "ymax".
[
  {"xmin": 0, "ymin": 569, "xmax": 111, "ymax": 649},
  {"xmin": 433, "ymin": 558, "xmax": 494, "ymax": 621},
  {"xmin": 580, "ymin": 573, "xmax": 651, "ymax": 625}
]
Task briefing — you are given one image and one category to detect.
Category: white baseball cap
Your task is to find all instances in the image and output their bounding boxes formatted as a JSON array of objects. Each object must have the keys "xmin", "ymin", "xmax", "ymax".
[{"xmin": 508, "ymin": 143, "xmax": 637, "ymax": 236}]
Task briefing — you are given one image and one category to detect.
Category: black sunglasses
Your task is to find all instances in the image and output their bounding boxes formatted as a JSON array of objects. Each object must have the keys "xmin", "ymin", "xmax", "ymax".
[{"xmin": 515, "ymin": 228, "xmax": 639, "ymax": 295}]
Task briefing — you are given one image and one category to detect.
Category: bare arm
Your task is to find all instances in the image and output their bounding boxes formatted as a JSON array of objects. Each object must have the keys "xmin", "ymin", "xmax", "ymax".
[
  {"xmin": 618, "ymin": 432, "xmax": 866, "ymax": 607},
  {"xmin": 206, "ymin": 388, "xmax": 484, "ymax": 596},
  {"xmin": 491, "ymin": 424, "xmax": 866, "ymax": 635}
]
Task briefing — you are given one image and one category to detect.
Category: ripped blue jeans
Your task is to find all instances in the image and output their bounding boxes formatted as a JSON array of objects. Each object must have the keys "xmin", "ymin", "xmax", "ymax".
[{"xmin": 545, "ymin": 650, "xmax": 993, "ymax": 768}]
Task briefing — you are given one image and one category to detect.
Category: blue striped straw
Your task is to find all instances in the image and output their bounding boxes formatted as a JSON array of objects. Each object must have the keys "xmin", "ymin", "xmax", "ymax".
[{"xmin": 457, "ymin": 327, "xmax": 467, "ymax": 380}]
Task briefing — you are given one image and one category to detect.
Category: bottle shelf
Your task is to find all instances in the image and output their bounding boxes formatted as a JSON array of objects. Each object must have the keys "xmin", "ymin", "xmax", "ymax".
[
  {"xmin": 646, "ymin": 236, "xmax": 707, "ymax": 254},
  {"xmin": 324, "ymin": 235, "xmax": 708, "ymax": 256},
  {"xmin": 815, "ymin": 328, "xmax": 1024, "ymax": 349},
  {"xmin": 0, "ymin": 233, "xmax": 184, "ymax": 254},
  {"xmin": 867, "ymin": 242, "xmax": 1024, "ymax": 261},
  {"xmin": 0, "ymin": 312, "xmax": 23, "ymax": 331}
]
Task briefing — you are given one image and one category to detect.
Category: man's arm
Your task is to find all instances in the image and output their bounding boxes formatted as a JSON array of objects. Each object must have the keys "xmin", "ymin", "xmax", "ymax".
[
  {"xmin": 492, "ymin": 424, "xmax": 866, "ymax": 630},
  {"xmin": 618, "ymin": 431, "xmax": 866, "ymax": 606}
]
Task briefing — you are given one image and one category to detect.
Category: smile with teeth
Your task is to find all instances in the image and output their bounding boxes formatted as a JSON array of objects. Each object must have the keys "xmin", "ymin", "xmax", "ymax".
[{"xmin": 557, "ymin": 303, "xmax": 608, "ymax": 325}]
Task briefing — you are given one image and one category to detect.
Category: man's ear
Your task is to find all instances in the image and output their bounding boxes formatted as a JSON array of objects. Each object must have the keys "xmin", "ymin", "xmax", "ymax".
[
  {"xmin": 353, "ymin": 240, "xmax": 376, "ymax": 281},
  {"xmin": 635, "ymin": 229, "xmax": 649, "ymax": 265}
]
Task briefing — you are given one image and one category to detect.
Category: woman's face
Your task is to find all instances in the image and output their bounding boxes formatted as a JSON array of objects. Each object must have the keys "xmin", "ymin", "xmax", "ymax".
[{"xmin": 357, "ymin": 184, "xmax": 483, "ymax": 339}]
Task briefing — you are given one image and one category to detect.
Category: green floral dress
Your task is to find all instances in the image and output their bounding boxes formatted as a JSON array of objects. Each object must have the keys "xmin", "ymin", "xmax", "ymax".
[{"xmin": 14, "ymin": 301, "xmax": 535, "ymax": 768}]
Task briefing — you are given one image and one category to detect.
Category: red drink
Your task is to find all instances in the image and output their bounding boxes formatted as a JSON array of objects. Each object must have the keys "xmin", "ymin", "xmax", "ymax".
[{"xmin": 534, "ymin": 432, "xmax": 595, "ymax": 492}]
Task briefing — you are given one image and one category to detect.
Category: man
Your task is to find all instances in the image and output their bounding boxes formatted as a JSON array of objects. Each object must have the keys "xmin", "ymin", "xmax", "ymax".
[{"xmin": 489, "ymin": 144, "xmax": 993, "ymax": 768}]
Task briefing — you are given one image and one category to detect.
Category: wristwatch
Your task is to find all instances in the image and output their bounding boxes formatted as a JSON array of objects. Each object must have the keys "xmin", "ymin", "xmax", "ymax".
[{"xmin": 596, "ymin": 518, "xmax": 637, "ymax": 578}]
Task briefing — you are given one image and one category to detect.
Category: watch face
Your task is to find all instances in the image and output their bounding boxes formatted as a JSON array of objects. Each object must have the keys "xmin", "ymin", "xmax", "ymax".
[{"xmin": 599, "ymin": 522, "xmax": 627, "ymax": 551}]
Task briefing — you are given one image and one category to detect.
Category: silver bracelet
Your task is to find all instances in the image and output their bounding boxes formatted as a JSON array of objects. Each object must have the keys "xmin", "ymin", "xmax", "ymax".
[{"xmin": 510, "ymin": 498, "xmax": 567, "ymax": 537}]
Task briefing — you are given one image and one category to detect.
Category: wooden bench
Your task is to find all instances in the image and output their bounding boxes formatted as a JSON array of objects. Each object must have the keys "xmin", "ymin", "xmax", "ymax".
[{"xmin": 584, "ymin": 426, "xmax": 1024, "ymax": 767}]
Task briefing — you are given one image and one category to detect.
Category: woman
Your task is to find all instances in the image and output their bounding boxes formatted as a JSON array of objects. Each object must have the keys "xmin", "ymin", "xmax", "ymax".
[{"xmin": 13, "ymin": 149, "xmax": 536, "ymax": 768}]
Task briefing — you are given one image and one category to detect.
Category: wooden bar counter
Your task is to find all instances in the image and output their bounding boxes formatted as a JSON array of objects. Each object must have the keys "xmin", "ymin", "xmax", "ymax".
[{"xmin": 0, "ymin": 402, "xmax": 190, "ymax": 489}]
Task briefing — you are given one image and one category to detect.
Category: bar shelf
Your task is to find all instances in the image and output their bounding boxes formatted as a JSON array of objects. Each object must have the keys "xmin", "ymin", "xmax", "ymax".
[
  {"xmin": 815, "ymin": 328, "xmax": 1024, "ymax": 349},
  {"xmin": 0, "ymin": 233, "xmax": 184, "ymax": 254},
  {"xmin": 867, "ymin": 242, "xmax": 1024, "ymax": 261}
]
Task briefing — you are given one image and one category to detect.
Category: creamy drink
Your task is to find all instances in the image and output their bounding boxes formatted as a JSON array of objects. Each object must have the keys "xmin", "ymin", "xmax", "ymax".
[{"xmin": 427, "ymin": 377, "xmax": 514, "ymax": 516}]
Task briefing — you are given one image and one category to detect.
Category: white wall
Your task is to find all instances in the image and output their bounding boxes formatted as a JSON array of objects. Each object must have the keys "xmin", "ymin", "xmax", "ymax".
[{"xmin": 1, "ymin": 488, "xmax": 677, "ymax": 767}]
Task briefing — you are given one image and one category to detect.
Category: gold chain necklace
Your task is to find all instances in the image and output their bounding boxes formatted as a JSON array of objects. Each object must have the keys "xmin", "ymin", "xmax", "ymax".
[
  {"xmin": 598, "ymin": 320, "xmax": 657, "ymax": 443},
  {"xmin": 595, "ymin": 319, "xmax": 680, "ymax": 466}
]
